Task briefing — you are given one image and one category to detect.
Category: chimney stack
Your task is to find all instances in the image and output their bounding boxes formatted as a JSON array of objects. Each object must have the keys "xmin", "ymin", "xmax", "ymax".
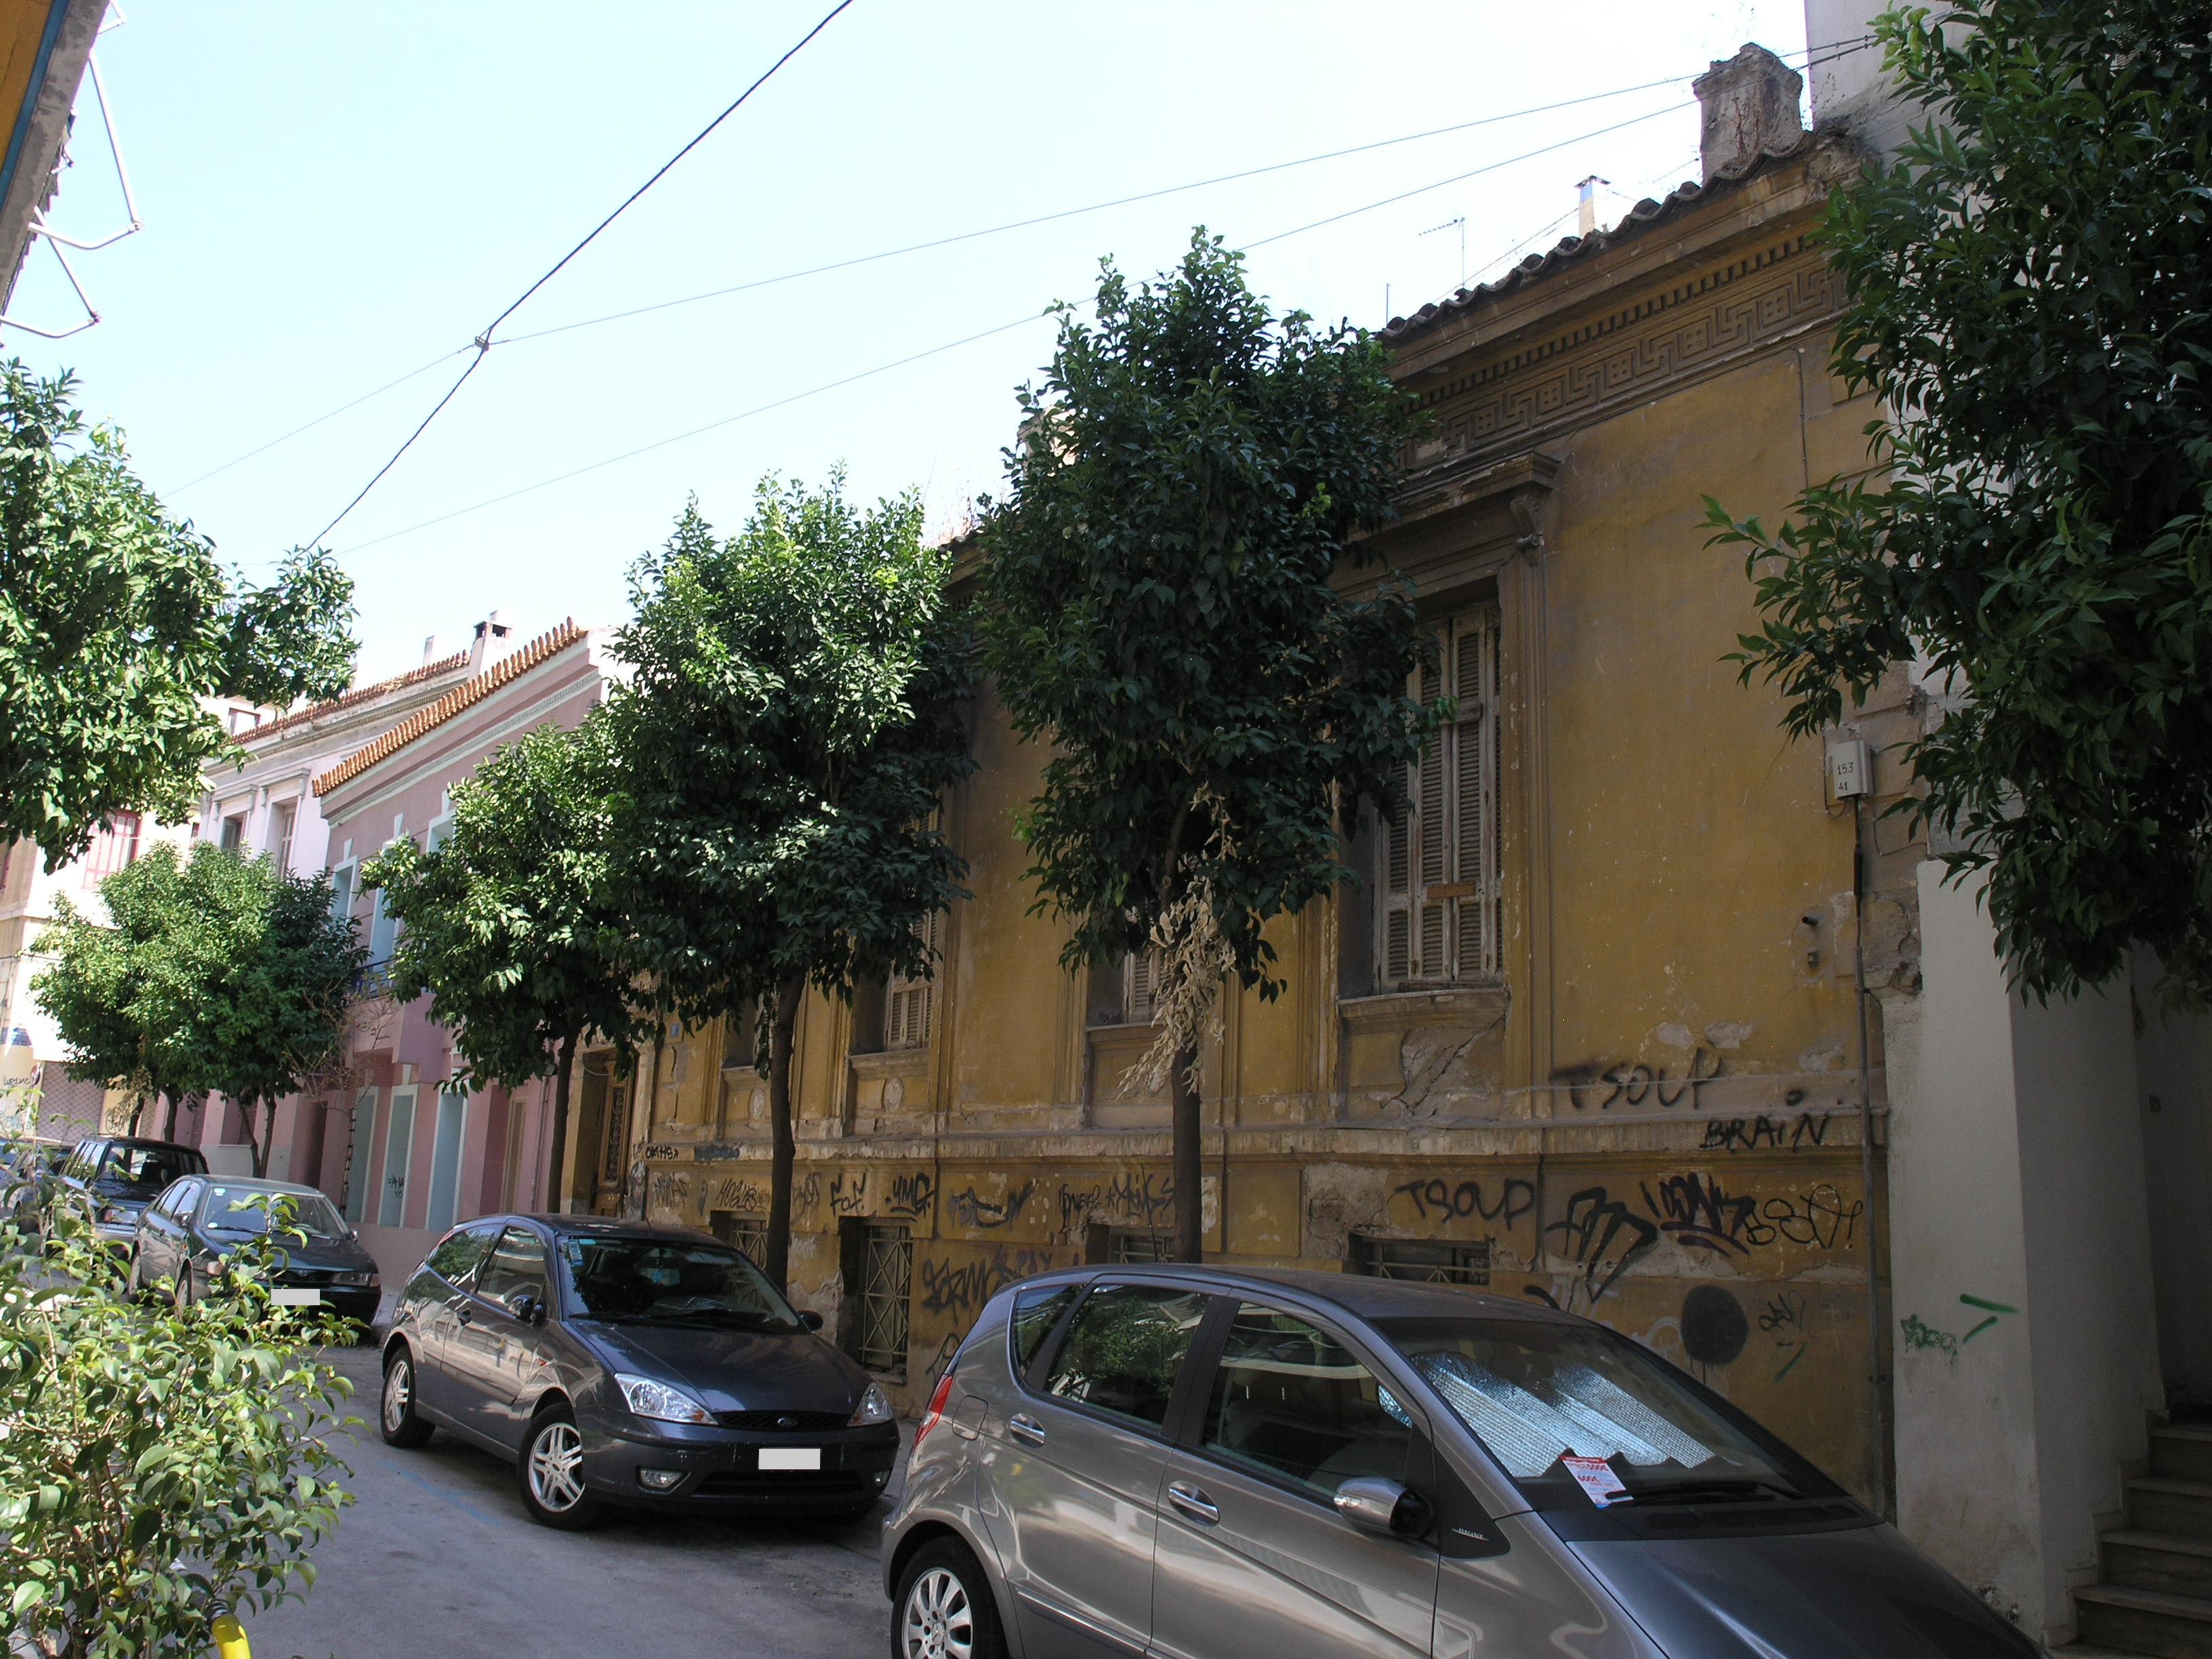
[
  {"xmin": 1576, "ymin": 176, "xmax": 1607, "ymax": 238},
  {"xmin": 467, "ymin": 609, "xmax": 517, "ymax": 674},
  {"xmin": 421, "ymin": 634, "xmax": 447, "ymax": 666},
  {"xmin": 1692, "ymin": 43, "xmax": 1804, "ymax": 182}
]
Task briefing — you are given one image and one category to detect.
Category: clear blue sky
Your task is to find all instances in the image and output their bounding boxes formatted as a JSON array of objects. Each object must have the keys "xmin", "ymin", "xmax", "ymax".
[{"xmin": 6, "ymin": 1, "xmax": 1809, "ymax": 684}]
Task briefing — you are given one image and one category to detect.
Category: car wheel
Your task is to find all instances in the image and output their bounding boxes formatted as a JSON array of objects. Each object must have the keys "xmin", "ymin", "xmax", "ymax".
[
  {"xmin": 171, "ymin": 1266, "xmax": 192, "ymax": 1311},
  {"xmin": 519, "ymin": 1405, "xmax": 602, "ymax": 1530},
  {"xmin": 380, "ymin": 1349, "xmax": 435, "ymax": 1448},
  {"xmin": 893, "ymin": 1538, "xmax": 1006, "ymax": 1659}
]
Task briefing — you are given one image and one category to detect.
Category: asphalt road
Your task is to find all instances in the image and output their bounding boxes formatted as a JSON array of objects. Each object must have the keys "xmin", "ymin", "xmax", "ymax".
[{"xmin": 244, "ymin": 1340, "xmax": 902, "ymax": 1659}]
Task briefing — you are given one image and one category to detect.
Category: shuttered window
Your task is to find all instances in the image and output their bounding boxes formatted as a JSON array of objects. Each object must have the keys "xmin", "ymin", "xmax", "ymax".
[
  {"xmin": 1123, "ymin": 950, "xmax": 1161, "ymax": 1023},
  {"xmin": 885, "ymin": 905, "xmax": 940, "ymax": 1050},
  {"xmin": 1380, "ymin": 605, "xmax": 1501, "ymax": 987}
]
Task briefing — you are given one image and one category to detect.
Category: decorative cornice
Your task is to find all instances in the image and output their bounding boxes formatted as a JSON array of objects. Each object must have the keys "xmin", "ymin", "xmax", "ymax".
[{"xmin": 312, "ymin": 620, "xmax": 583, "ymax": 798}]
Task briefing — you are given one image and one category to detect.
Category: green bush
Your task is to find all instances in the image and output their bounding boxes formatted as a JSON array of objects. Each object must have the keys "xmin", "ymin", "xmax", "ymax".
[{"xmin": 0, "ymin": 1192, "xmax": 355, "ymax": 1658}]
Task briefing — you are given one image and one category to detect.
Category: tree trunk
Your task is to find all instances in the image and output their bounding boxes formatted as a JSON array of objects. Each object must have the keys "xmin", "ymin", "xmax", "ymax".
[
  {"xmin": 127, "ymin": 1091, "xmax": 147, "ymax": 1137},
  {"xmin": 1172, "ymin": 1039, "xmax": 1204, "ymax": 1262},
  {"xmin": 542, "ymin": 1027, "xmax": 581, "ymax": 1215},
  {"xmin": 161, "ymin": 1090, "xmax": 178, "ymax": 1141},
  {"xmin": 765, "ymin": 972, "xmax": 806, "ymax": 1294},
  {"xmin": 241, "ymin": 1097, "xmax": 268, "ymax": 1179}
]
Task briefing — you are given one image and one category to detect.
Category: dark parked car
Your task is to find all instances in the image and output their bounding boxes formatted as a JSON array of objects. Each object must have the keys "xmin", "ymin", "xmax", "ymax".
[
  {"xmin": 382, "ymin": 1214, "xmax": 899, "ymax": 1530},
  {"xmin": 129, "ymin": 1174, "xmax": 381, "ymax": 1332},
  {"xmin": 884, "ymin": 1265, "xmax": 2045, "ymax": 1659},
  {"xmin": 58, "ymin": 1135, "xmax": 207, "ymax": 1246},
  {"xmin": 0, "ymin": 1136, "xmax": 73, "ymax": 1227}
]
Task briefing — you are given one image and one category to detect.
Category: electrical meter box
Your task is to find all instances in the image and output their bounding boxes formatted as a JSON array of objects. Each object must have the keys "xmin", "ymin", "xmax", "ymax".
[{"xmin": 1828, "ymin": 739, "xmax": 1870, "ymax": 800}]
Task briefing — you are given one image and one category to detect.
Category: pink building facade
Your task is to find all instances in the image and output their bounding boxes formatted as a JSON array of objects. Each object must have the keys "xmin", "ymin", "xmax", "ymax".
[{"xmin": 289, "ymin": 620, "xmax": 615, "ymax": 1288}]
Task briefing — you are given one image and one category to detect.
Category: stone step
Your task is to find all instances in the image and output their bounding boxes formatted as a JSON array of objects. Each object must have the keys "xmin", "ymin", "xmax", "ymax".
[
  {"xmin": 2155, "ymin": 1429, "xmax": 2212, "ymax": 1487},
  {"xmin": 2131, "ymin": 1480, "xmax": 2212, "ymax": 1542},
  {"xmin": 2076, "ymin": 1583, "xmax": 2212, "ymax": 1659},
  {"xmin": 2108, "ymin": 1532, "xmax": 2212, "ymax": 1603}
]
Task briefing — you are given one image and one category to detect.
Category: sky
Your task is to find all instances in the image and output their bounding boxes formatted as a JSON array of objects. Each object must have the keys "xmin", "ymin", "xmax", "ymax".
[{"xmin": 6, "ymin": 1, "xmax": 1811, "ymax": 684}]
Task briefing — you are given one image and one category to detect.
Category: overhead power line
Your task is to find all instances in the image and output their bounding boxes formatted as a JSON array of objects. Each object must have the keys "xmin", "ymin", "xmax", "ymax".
[
  {"xmin": 177, "ymin": 35, "xmax": 1873, "ymax": 504},
  {"xmin": 335, "ymin": 85, "xmax": 1735, "ymax": 556},
  {"xmin": 298, "ymin": 0, "xmax": 855, "ymax": 550}
]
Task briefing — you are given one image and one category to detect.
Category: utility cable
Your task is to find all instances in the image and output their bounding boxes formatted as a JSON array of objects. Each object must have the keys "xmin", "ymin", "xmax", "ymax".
[
  {"xmin": 330, "ymin": 85, "xmax": 1732, "ymax": 555},
  {"xmin": 180, "ymin": 35, "xmax": 1875, "ymax": 501},
  {"xmin": 298, "ymin": 0, "xmax": 855, "ymax": 549}
]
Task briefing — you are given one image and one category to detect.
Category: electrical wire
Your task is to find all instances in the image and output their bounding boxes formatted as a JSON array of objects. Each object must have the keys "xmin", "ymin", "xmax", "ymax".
[
  {"xmin": 329, "ymin": 79, "xmax": 1773, "ymax": 556},
  {"xmin": 180, "ymin": 35, "xmax": 1877, "ymax": 504},
  {"xmin": 298, "ymin": 0, "xmax": 855, "ymax": 549}
]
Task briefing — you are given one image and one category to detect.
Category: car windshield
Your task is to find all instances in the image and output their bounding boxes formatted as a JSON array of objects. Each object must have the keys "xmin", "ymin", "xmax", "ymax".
[
  {"xmin": 559, "ymin": 1235, "xmax": 806, "ymax": 1334},
  {"xmin": 1378, "ymin": 1315, "xmax": 1836, "ymax": 1511},
  {"xmin": 96, "ymin": 1145, "xmax": 203, "ymax": 1191},
  {"xmin": 200, "ymin": 1187, "xmax": 348, "ymax": 1240}
]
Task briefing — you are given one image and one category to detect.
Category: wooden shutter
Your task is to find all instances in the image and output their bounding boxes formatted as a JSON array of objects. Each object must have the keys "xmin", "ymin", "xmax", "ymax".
[
  {"xmin": 1378, "ymin": 608, "xmax": 1502, "ymax": 987},
  {"xmin": 1125, "ymin": 951, "xmax": 1158, "ymax": 1023},
  {"xmin": 886, "ymin": 906, "xmax": 939, "ymax": 1050}
]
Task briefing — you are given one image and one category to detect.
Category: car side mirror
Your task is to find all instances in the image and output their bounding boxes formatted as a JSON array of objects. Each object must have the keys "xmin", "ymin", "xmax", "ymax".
[
  {"xmin": 512, "ymin": 1292, "xmax": 548, "ymax": 1327},
  {"xmin": 1334, "ymin": 1477, "xmax": 1431, "ymax": 1538},
  {"xmin": 799, "ymin": 1309, "xmax": 824, "ymax": 1332}
]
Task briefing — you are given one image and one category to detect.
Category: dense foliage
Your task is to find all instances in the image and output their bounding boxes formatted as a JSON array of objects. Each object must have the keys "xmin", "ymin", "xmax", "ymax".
[
  {"xmin": 0, "ymin": 364, "xmax": 356, "ymax": 869},
  {"xmin": 365, "ymin": 722, "xmax": 649, "ymax": 1208},
  {"xmin": 1710, "ymin": 0, "xmax": 2212, "ymax": 1001},
  {"xmin": 1, "ymin": 1194, "xmax": 354, "ymax": 1658},
  {"xmin": 600, "ymin": 478, "xmax": 975, "ymax": 1286},
  {"xmin": 32, "ymin": 845, "xmax": 363, "ymax": 1170},
  {"xmin": 979, "ymin": 232, "xmax": 1433, "ymax": 1256}
]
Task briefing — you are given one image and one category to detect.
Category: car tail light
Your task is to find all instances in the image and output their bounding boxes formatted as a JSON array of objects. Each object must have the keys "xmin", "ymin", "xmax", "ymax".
[{"xmin": 912, "ymin": 1364, "xmax": 959, "ymax": 1454}]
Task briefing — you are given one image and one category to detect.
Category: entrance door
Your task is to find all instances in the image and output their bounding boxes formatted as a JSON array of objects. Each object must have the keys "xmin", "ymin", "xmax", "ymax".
[
  {"xmin": 1149, "ymin": 1301, "xmax": 1440, "ymax": 1659},
  {"xmin": 377, "ymin": 1086, "xmax": 417, "ymax": 1228}
]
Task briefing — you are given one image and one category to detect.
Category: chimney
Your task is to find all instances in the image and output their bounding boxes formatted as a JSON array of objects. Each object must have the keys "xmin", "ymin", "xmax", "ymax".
[
  {"xmin": 1576, "ymin": 176, "xmax": 1607, "ymax": 238},
  {"xmin": 421, "ymin": 634, "xmax": 447, "ymax": 666},
  {"xmin": 467, "ymin": 609, "xmax": 517, "ymax": 674},
  {"xmin": 1692, "ymin": 43, "xmax": 1805, "ymax": 182}
]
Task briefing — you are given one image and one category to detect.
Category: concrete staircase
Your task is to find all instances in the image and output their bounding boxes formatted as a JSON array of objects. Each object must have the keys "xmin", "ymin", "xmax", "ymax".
[{"xmin": 2076, "ymin": 1425, "xmax": 2212, "ymax": 1658}]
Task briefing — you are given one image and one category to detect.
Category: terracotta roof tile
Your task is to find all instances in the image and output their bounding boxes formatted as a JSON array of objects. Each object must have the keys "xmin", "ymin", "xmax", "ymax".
[
  {"xmin": 1380, "ymin": 132, "xmax": 1821, "ymax": 343},
  {"xmin": 312, "ymin": 619, "xmax": 586, "ymax": 798},
  {"xmin": 247, "ymin": 651, "xmax": 473, "ymax": 743}
]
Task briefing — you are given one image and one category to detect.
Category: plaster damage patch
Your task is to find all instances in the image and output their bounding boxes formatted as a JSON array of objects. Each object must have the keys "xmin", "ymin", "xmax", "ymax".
[
  {"xmin": 1706, "ymin": 1021, "xmax": 1753, "ymax": 1049},
  {"xmin": 1656, "ymin": 1023, "xmax": 1696, "ymax": 1049},
  {"xmin": 1304, "ymin": 1163, "xmax": 1388, "ymax": 1261}
]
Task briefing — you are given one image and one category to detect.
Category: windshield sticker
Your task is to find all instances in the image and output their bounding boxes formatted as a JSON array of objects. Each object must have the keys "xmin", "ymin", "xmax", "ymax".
[{"xmin": 1562, "ymin": 1454, "xmax": 1629, "ymax": 1507}]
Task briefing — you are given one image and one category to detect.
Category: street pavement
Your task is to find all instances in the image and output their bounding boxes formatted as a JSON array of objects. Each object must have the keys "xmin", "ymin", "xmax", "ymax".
[{"xmin": 245, "ymin": 1340, "xmax": 902, "ymax": 1659}]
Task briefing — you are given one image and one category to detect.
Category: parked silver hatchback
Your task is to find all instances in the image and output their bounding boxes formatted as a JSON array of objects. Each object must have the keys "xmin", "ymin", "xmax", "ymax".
[{"xmin": 884, "ymin": 1266, "xmax": 2045, "ymax": 1659}]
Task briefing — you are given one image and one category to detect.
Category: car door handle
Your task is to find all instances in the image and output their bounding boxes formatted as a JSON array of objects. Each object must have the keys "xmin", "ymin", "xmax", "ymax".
[
  {"xmin": 1168, "ymin": 1481, "xmax": 1219, "ymax": 1525},
  {"xmin": 1008, "ymin": 1413, "xmax": 1046, "ymax": 1446}
]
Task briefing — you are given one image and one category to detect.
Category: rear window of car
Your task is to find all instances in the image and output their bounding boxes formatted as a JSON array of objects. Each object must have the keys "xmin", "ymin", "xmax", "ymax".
[{"xmin": 96, "ymin": 1144, "xmax": 207, "ymax": 1188}]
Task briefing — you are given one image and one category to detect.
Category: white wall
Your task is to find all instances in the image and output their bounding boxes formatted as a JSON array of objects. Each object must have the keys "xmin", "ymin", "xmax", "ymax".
[
  {"xmin": 2133, "ymin": 947, "xmax": 2212, "ymax": 1406},
  {"xmin": 1886, "ymin": 863, "xmax": 2165, "ymax": 1644}
]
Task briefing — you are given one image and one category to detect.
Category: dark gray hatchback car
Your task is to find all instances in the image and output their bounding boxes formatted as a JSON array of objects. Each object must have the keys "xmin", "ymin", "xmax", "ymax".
[
  {"xmin": 884, "ymin": 1265, "xmax": 2046, "ymax": 1659},
  {"xmin": 383, "ymin": 1214, "xmax": 899, "ymax": 1529}
]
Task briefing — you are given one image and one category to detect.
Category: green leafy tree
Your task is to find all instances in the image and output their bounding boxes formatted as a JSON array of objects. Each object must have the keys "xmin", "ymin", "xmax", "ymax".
[
  {"xmin": 979, "ymin": 232, "xmax": 1434, "ymax": 1259},
  {"xmin": 602, "ymin": 477, "xmax": 975, "ymax": 1289},
  {"xmin": 32, "ymin": 846, "xmax": 363, "ymax": 1172},
  {"xmin": 0, "ymin": 1193, "xmax": 355, "ymax": 1658},
  {"xmin": 364, "ymin": 722, "xmax": 648, "ymax": 1213},
  {"xmin": 34, "ymin": 846, "xmax": 211, "ymax": 1138},
  {"xmin": 0, "ymin": 363, "xmax": 356, "ymax": 869},
  {"xmin": 1709, "ymin": 0, "xmax": 2212, "ymax": 1002}
]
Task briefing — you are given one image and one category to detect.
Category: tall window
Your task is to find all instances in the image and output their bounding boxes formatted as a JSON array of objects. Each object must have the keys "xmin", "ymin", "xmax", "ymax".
[
  {"xmin": 857, "ymin": 1223, "xmax": 913, "ymax": 1376},
  {"xmin": 711, "ymin": 1211, "xmax": 769, "ymax": 1264},
  {"xmin": 328, "ymin": 862, "xmax": 355, "ymax": 924},
  {"xmin": 83, "ymin": 813, "xmax": 142, "ymax": 883},
  {"xmin": 1122, "ymin": 951, "xmax": 1160, "ymax": 1024},
  {"xmin": 1380, "ymin": 605, "xmax": 1500, "ymax": 987},
  {"xmin": 218, "ymin": 815, "xmax": 243, "ymax": 852},
  {"xmin": 269, "ymin": 800, "xmax": 297, "ymax": 872},
  {"xmin": 366, "ymin": 888, "xmax": 398, "ymax": 969},
  {"xmin": 884, "ymin": 907, "xmax": 939, "ymax": 1050},
  {"xmin": 1351, "ymin": 1233, "xmax": 1492, "ymax": 1286}
]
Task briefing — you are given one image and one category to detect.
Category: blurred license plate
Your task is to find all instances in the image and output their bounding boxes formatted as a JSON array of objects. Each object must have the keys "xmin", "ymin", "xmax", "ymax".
[
  {"xmin": 758, "ymin": 1448, "xmax": 821, "ymax": 1471},
  {"xmin": 273, "ymin": 1288, "xmax": 321, "ymax": 1305}
]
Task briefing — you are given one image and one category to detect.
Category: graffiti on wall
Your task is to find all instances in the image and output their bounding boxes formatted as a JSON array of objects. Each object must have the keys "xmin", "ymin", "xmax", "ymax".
[
  {"xmin": 885, "ymin": 1171, "xmax": 937, "ymax": 1221},
  {"xmin": 830, "ymin": 1170, "xmax": 871, "ymax": 1216},
  {"xmin": 703, "ymin": 1176, "xmax": 769, "ymax": 1215},
  {"xmin": 918, "ymin": 1244, "xmax": 1059, "ymax": 1315},
  {"xmin": 1700, "ymin": 1113, "xmax": 1832, "ymax": 1153},
  {"xmin": 1758, "ymin": 1289, "xmax": 1809, "ymax": 1380},
  {"xmin": 1059, "ymin": 1172, "xmax": 1176, "ymax": 1232},
  {"xmin": 649, "ymin": 1170, "xmax": 691, "ymax": 1214},
  {"xmin": 1391, "ymin": 1176, "xmax": 1536, "ymax": 1227},
  {"xmin": 1552, "ymin": 1048, "xmax": 1724, "ymax": 1112},
  {"xmin": 1900, "ymin": 1293, "xmax": 2018, "ymax": 1364},
  {"xmin": 950, "ymin": 1180, "xmax": 1036, "ymax": 1231}
]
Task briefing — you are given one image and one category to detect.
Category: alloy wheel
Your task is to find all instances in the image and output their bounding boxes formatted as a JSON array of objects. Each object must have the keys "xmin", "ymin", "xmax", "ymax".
[
  {"xmin": 382, "ymin": 1359, "xmax": 413, "ymax": 1433},
  {"xmin": 528, "ymin": 1420, "xmax": 586, "ymax": 1512},
  {"xmin": 901, "ymin": 1566, "xmax": 974, "ymax": 1659}
]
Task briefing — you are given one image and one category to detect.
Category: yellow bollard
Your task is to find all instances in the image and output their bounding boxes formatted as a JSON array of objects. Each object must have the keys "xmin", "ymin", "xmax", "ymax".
[{"xmin": 211, "ymin": 1612, "xmax": 251, "ymax": 1658}]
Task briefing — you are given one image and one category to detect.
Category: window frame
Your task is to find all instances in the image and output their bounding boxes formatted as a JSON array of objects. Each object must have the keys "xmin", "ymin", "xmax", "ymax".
[
  {"xmin": 709, "ymin": 1210, "xmax": 769, "ymax": 1265},
  {"xmin": 83, "ymin": 813, "xmax": 144, "ymax": 884},
  {"xmin": 1378, "ymin": 604, "xmax": 1502, "ymax": 990},
  {"xmin": 1349, "ymin": 1233, "xmax": 1494, "ymax": 1288},
  {"xmin": 1184, "ymin": 1297, "xmax": 1430, "ymax": 1512},
  {"xmin": 1020, "ymin": 1277, "xmax": 1232, "ymax": 1445},
  {"xmin": 472, "ymin": 1223, "xmax": 552, "ymax": 1317},
  {"xmin": 883, "ymin": 907, "xmax": 941, "ymax": 1052}
]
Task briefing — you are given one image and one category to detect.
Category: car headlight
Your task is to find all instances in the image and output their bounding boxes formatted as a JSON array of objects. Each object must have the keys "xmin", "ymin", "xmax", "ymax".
[
  {"xmin": 333, "ymin": 1270, "xmax": 375, "ymax": 1287},
  {"xmin": 848, "ymin": 1381, "xmax": 893, "ymax": 1426},
  {"xmin": 615, "ymin": 1372, "xmax": 716, "ymax": 1426}
]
